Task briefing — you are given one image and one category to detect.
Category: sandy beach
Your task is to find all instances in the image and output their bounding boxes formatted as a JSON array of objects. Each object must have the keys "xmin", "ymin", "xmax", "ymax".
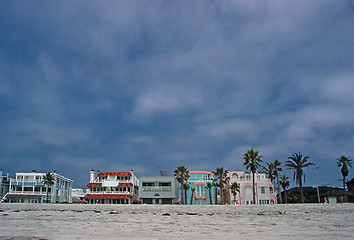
[{"xmin": 0, "ymin": 203, "xmax": 353, "ymax": 239}]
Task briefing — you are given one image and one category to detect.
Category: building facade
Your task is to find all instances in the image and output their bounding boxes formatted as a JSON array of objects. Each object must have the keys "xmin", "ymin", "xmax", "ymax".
[
  {"xmin": 84, "ymin": 170, "xmax": 139, "ymax": 204},
  {"xmin": 186, "ymin": 171, "xmax": 216, "ymax": 205},
  {"xmin": 139, "ymin": 176, "xmax": 178, "ymax": 204},
  {"xmin": 71, "ymin": 188, "xmax": 87, "ymax": 203},
  {"xmin": 7, "ymin": 171, "xmax": 73, "ymax": 203},
  {"xmin": 0, "ymin": 170, "xmax": 11, "ymax": 201},
  {"xmin": 228, "ymin": 171, "xmax": 276, "ymax": 205}
]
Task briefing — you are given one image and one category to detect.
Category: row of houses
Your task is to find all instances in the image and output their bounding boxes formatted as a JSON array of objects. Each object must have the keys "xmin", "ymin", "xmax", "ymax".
[{"xmin": 1, "ymin": 169, "xmax": 277, "ymax": 205}]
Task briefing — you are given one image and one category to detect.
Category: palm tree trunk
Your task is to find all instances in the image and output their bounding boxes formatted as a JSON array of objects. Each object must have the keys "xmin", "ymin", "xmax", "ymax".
[
  {"xmin": 184, "ymin": 189, "xmax": 187, "ymax": 205},
  {"xmin": 343, "ymin": 177, "xmax": 347, "ymax": 203},
  {"xmin": 214, "ymin": 187, "xmax": 218, "ymax": 205},
  {"xmin": 277, "ymin": 175, "xmax": 282, "ymax": 204},
  {"xmin": 252, "ymin": 171, "xmax": 256, "ymax": 204},
  {"xmin": 181, "ymin": 183, "xmax": 184, "ymax": 205},
  {"xmin": 46, "ymin": 185, "xmax": 49, "ymax": 203},
  {"xmin": 220, "ymin": 185, "xmax": 223, "ymax": 204},
  {"xmin": 284, "ymin": 189, "xmax": 287, "ymax": 204},
  {"xmin": 209, "ymin": 188, "xmax": 213, "ymax": 205},
  {"xmin": 190, "ymin": 191, "xmax": 194, "ymax": 205},
  {"xmin": 299, "ymin": 177, "xmax": 304, "ymax": 203}
]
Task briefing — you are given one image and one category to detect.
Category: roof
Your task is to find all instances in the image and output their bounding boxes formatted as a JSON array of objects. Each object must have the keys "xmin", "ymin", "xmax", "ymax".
[
  {"xmin": 84, "ymin": 194, "xmax": 132, "ymax": 199},
  {"xmin": 97, "ymin": 172, "xmax": 132, "ymax": 176}
]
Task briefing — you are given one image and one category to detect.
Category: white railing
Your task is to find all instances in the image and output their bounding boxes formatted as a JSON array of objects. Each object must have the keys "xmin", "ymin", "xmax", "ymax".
[
  {"xmin": 142, "ymin": 186, "xmax": 172, "ymax": 192},
  {"xmin": 88, "ymin": 191, "xmax": 131, "ymax": 194}
]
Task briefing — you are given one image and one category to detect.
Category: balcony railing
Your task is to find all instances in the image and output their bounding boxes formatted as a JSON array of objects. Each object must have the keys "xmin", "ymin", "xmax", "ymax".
[
  {"xmin": 142, "ymin": 186, "xmax": 172, "ymax": 192},
  {"xmin": 88, "ymin": 191, "xmax": 132, "ymax": 194}
]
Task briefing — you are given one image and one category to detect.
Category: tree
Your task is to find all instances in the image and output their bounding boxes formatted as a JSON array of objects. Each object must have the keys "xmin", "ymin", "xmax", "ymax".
[
  {"xmin": 230, "ymin": 182, "xmax": 240, "ymax": 205},
  {"xmin": 280, "ymin": 174, "xmax": 290, "ymax": 204},
  {"xmin": 206, "ymin": 182, "xmax": 214, "ymax": 205},
  {"xmin": 262, "ymin": 162, "xmax": 275, "ymax": 183},
  {"xmin": 243, "ymin": 148, "xmax": 263, "ymax": 204},
  {"xmin": 336, "ymin": 155, "xmax": 353, "ymax": 202},
  {"xmin": 190, "ymin": 187, "xmax": 195, "ymax": 205},
  {"xmin": 43, "ymin": 172, "xmax": 55, "ymax": 203},
  {"xmin": 183, "ymin": 183, "xmax": 190, "ymax": 205},
  {"xmin": 174, "ymin": 165, "xmax": 190, "ymax": 205},
  {"xmin": 285, "ymin": 152, "xmax": 314, "ymax": 203},
  {"xmin": 214, "ymin": 167, "xmax": 229, "ymax": 204},
  {"xmin": 273, "ymin": 160, "xmax": 282, "ymax": 204}
]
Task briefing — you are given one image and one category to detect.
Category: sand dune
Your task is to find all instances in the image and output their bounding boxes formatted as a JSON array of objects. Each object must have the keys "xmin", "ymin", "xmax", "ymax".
[{"xmin": 1, "ymin": 203, "xmax": 353, "ymax": 239}]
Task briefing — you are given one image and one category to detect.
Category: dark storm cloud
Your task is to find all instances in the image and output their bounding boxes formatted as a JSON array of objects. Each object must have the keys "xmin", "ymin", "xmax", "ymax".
[{"xmin": 1, "ymin": 0, "xmax": 354, "ymax": 187}]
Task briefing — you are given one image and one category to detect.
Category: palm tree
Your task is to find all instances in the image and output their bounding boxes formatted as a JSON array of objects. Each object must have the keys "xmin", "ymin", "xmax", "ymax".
[
  {"xmin": 337, "ymin": 155, "xmax": 353, "ymax": 202},
  {"xmin": 174, "ymin": 165, "xmax": 190, "ymax": 205},
  {"xmin": 230, "ymin": 182, "xmax": 240, "ymax": 205},
  {"xmin": 285, "ymin": 152, "xmax": 314, "ymax": 203},
  {"xmin": 273, "ymin": 160, "xmax": 282, "ymax": 204},
  {"xmin": 243, "ymin": 148, "xmax": 263, "ymax": 204},
  {"xmin": 190, "ymin": 187, "xmax": 195, "ymax": 205},
  {"xmin": 183, "ymin": 183, "xmax": 190, "ymax": 205},
  {"xmin": 206, "ymin": 182, "xmax": 214, "ymax": 205},
  {"xmin": 43, "ymin": 172, "xmax": 55, "ymax": 203},
  {"xmin": 262, "ymin": 162, "xmax": 275, "ymax": 183},
  {"xmin": 214, "ymin": 167, "xmax": 229, "ymax": 204},
  {"xmin": 280, "ymin": 174, "xmax": 289, "ymax": 204}
]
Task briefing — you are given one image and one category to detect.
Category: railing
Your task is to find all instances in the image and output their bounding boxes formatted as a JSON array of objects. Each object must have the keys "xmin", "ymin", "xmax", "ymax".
[
  {"xmin": 142, "ymin": 186, "xmax": 172, "ymax": 192},
  {"xmin": 88, "ymin": 191, "xmax": 132, "ymax": 194},
  {"xmin": 8, "ymin": 191, "xmax": 43, "ymax": 195},
  {"xmin": 11, "ymin": 181, "xmax": 44, "ymax": 186}
]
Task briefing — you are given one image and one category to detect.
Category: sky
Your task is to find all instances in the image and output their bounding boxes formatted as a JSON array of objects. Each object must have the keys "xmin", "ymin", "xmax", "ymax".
[{"xmin": 1, "ymin": 0, "xmax": 354, "ymax": 188}]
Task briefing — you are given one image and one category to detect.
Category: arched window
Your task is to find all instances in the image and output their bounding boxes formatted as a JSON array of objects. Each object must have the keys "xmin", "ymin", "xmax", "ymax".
[{"xmin": 232, "ymin": 173, "xmax": 238, "ymax": 181}]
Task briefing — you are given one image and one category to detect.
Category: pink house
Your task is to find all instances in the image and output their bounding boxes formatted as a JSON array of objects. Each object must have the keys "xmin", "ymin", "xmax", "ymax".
[{"xmin": 228, "ymin": 171, "xmax": 276, "ymax": 205}]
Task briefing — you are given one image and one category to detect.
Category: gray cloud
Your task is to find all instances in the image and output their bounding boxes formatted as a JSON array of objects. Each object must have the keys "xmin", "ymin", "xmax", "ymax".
[{"xmin": 0, "ymin": 0, "xmax": 353, "ymax": 187}]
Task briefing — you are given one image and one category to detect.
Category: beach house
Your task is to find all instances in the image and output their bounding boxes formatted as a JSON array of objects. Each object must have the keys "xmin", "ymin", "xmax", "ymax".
[
  {"xmin": 139, "ymin": 176, "xmax": 179, "ymax": 204},
  {"xmin": 6, "ymin": 171, "xmax": 73, "ymax": 203},
  {"xmin": 0, "ymin": 170, "xmax": 11, "ymax": 202},
  {"xmin": 186, "ymin": 171, "xmax": 216, "ymax": 205},
  {"xmin": 228, "ymin": 171, "xmax": 276, "ymax": 205},
  {"xmin": 84, "ymin": 170, "xmax": 139, "ymax": 204}
]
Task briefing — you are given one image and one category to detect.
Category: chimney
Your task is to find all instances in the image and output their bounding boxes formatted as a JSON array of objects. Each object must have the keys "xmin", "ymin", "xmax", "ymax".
[{"xmin": 90, "ymin": 170, "xmax": 96, "ymax": 183}]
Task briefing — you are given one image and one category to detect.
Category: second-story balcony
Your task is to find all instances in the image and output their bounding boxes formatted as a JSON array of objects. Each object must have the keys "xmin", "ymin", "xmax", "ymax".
[
  {"xmin": 142, "ymin": 186, "xmax": 172, "ymax": 192},
  {"xmin": 88, "ymin": 190, "xmax": 132, "ymax": 195}
]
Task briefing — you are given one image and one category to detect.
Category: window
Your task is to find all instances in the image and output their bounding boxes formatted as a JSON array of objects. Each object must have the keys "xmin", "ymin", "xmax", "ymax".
[
  {"xmin": 196, "ymin": 185, "xmax": 204, "ymax": 197},
  {"xmin": 159, "ymin": 182, "xmax": 171, "ymax": 187},
  {"xmin": 259, "ymin": 199, "xmax": 270, "ymax": 205},
  {"xmin": 245, "ymin": 187, "xmax": 252, "ymax": 195},
  {"xmin": 232, "ymin": 174, "xmax": 238, "ymax": 181},
  {"xmin": 142, "ymin": 182, "xmax": 154, "ymax": 187},
  {"xmin": 259, "ymin": 187, "xmax": 267, "ymax": 194},
  {"xmin": 246, "ymin": 200, "xmax": 253, "ymax": 205}
]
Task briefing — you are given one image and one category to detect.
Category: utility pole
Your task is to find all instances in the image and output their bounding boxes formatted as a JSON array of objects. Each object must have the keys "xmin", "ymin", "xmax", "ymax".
[{"xmin": 315, "ymin": 167, "xmax": 320, "ymax": 203}]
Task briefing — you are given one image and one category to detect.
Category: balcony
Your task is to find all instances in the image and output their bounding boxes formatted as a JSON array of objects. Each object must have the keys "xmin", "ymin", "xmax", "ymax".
[
  {"xmin": 88, "ymin": 191, "xmax": 132, "ymax": 194},
  {"xmin": 142, "ymin": 186, "xmax": 172, "ymax": 192},
  {"xmin": 11, "ymin": 181, "xmax": 44, "ymax": 186}
]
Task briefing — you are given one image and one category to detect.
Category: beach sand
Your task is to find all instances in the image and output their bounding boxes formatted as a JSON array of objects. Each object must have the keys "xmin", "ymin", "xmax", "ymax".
[{"xmin": 0, "ymin": 203, "xmax": 353, "ymax": 239}]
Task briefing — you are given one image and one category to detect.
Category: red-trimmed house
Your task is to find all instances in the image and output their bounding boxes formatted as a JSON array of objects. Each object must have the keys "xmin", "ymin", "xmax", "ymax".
[{"xmin": 84, "ymin": 170, "xmax": 139, "ymax": 204}]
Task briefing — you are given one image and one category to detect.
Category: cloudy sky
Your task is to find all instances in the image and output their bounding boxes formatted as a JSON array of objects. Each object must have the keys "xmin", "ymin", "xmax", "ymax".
[{"xmin": 1, "ymin": 0, "xmax": 354, "ymax": 188}]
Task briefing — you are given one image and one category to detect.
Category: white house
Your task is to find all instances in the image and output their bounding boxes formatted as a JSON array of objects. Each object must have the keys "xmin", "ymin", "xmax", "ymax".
[{"xmin": 7, "ymin": 171, "xmax": 73, "ymax": 203}]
